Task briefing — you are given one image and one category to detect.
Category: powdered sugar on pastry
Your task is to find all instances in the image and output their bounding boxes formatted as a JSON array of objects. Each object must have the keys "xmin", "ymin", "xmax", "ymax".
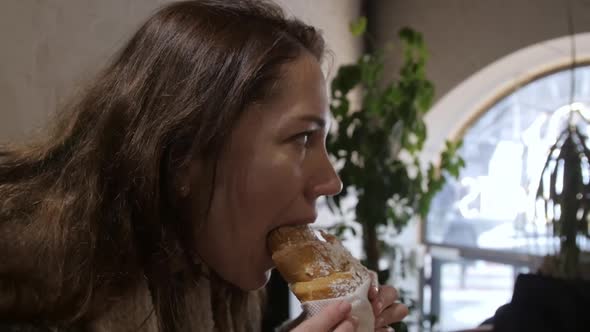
[{"xmin": 268, "ymin": 225, "xmax": 370, "ymax": 302}]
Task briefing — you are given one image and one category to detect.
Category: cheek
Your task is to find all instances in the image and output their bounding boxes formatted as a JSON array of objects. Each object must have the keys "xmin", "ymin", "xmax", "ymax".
[
  {"xmin": 242, "ymin": 151, "xmax": 304, "ymax": 216},
  {"xmin": 197, "ymin": 149, "xmax": 305, "ymax": 289}
]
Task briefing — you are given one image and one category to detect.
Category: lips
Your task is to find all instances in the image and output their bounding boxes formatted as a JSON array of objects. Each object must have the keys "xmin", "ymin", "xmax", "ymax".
[
  {"xmin": 267, "ymin": 216, "xmax": 315, "ymax": 243},
  {"xmin": 268, "ymin": 214, "xmax": 317, "ymax": 234},
  {"xmin": 287, "ymin": 213, "xmax": 318, "ymax": 226}
]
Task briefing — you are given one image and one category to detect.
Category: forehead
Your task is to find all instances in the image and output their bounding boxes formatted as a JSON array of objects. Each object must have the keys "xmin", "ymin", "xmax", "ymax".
[
  {"xmin": 227, "ymin": 54, "xmax": 329, "ymax": 146},
  {"xmin": 217, "ymin": 55, "xmax": 329, "ymax": 168},
  {"xmin": 260, "ymin": 54, "xmax": 328, "ymax": 120}
]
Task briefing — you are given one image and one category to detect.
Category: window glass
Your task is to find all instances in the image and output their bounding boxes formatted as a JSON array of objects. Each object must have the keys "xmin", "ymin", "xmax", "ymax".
[{"xmin": 427, "ymin": 65, "xmax": 590, "ymax": 255}]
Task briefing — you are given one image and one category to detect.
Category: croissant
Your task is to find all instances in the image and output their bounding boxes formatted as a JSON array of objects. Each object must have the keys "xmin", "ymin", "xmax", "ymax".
[{"xmin": 268, "ymin": 225, "xmax": 370, "ymax": 302}]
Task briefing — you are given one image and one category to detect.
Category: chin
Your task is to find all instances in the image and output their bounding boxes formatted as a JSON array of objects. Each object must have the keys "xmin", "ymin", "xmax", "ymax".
[
  {"xmin": 259, "ymin": 269, "xmax": 272, "ymax": 288},
  {"xmin": 239, "ymin": 269, "xmax": 273, "ymax": 291}
]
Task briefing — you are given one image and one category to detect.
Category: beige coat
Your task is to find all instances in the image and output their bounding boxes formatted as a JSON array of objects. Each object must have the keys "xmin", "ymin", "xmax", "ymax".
[
  {"xmin": 91, "ymin": 276, "xmax": 216, "ymax": 332},
  {"xmin": 90, "ymin": 265, "xmax": 265, "ymax": 332}
]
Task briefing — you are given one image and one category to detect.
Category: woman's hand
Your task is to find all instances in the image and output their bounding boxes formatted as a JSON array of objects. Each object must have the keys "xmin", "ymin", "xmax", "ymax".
[
  {"xmin": 368, "ymin": 277, "xmax": 410, "ymax": 331},
  {"xmin": 292, "ymin": 301, "xmax": 359, "ymax": 332}
]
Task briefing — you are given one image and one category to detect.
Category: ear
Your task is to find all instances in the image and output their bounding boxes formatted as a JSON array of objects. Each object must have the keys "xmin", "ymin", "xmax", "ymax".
[{"xmin": 178, "ymin": 184, "xmax": 190, "ymax": 197}]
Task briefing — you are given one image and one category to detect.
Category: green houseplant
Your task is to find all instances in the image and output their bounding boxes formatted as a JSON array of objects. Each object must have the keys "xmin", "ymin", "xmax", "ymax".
[
  {"xmin": 326, "ymin": 19, "xmax": 464, "ymax": 277},
  {"xmin": 536, "ymin": 124, "xmax": 590, "ymax": 279},
  {"xmin": 491, "ymin": 121, "xmax": 590, "ymax": 332},
  {"xmin": 326, "ymin": 21, "xmax": 465, "ymax": 331}
]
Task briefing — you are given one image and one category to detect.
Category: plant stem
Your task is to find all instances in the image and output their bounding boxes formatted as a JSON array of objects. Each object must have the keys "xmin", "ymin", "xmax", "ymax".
[{"xmin": 362, "ymin": 220, "xmax": 380, "ymax": 272}]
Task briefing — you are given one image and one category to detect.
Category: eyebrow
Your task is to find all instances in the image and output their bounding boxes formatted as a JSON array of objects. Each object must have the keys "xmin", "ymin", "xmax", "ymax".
[{"xmin": 296, "ymin": 114, "xmax": 329, "ymax": 129}]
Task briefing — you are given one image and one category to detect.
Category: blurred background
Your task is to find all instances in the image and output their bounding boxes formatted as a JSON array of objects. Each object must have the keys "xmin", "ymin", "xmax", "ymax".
[{"xmin": 2, "ymin": 1, "xmax": 590, "ymax": 331}]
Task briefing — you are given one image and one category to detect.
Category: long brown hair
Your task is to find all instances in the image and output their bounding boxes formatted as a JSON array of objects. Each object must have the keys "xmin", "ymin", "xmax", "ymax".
[{"xmin": 0, "ymin": 1, "xmax": 325, "ymax": 331}]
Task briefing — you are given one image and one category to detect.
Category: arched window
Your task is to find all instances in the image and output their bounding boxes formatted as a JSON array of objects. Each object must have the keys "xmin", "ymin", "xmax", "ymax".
[
  {"xmin": 427, "ymin": 64, "xmax": 590, "ymax": 252},
  {"xmin": 421, "ymin": 32, "xmax": 590, "ymax": 331},
  {"xmin": 424, "ymin": 63, "xmax": 590, "ymax": 332}
]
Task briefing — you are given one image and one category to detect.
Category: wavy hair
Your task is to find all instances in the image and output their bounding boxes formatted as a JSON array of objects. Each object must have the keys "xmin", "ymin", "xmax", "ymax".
[{"xmin": 0, "ymin": 1, "xmax": 325, "ymax": 331}]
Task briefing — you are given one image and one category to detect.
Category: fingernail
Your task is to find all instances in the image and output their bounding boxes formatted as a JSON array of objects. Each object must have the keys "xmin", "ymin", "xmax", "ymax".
[
  {"xmin": 387, "ymin": 327, "xmax": 395, "ymax": 332},
  {"xmin": 350, "ymin": 315, "xmax": 359, "ymax": 329},
  {"xmin": 372, "ymin": 286, "xmax": 380, "ymax": 294}
]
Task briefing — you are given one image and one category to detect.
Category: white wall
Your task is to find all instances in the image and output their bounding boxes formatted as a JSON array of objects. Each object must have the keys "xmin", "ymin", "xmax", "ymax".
[
  {"xmin": 276, "ymin": 0, "xmax": 362, "ymax": 78},
  {"xmin": 0, "ymin": 0, "xmax": 362, "ymax": 142},
  {"xmin": 425, "ymin": 33, "xmax": 590, "ymax": 160},
  {"xmin": 370, "ymin": 0, "xmax": 590, "ymax": 103}
]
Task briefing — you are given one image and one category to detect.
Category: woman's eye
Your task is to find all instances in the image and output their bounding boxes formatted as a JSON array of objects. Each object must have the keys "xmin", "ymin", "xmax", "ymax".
[{"xmin": 294, "ymin": 131, "xmax": 313, "ymax": 147}]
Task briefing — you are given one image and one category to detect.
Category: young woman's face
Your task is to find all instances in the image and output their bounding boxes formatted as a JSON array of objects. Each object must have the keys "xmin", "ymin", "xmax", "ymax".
[{"xmin": 192, "ymin": 53, "xmax": 342, "ymax": 290}]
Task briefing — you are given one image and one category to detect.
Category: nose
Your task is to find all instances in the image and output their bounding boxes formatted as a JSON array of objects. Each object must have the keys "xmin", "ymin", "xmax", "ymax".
[{"xmin": 306, "ymin": 151, "xmax": 343, "ymax": 201}]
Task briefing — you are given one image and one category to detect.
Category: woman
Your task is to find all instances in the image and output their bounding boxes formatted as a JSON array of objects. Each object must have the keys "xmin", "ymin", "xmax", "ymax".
[{"xmin": 0, "ymin": 1, "xmax": 408, "ymax": 331}]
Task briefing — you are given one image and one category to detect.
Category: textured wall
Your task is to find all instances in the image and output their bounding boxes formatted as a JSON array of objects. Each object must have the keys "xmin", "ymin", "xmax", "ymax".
[
  {"xmin": 369, "ymin": 0, "xmax": 590, "ymax": 102},
  {"xmin": 0, "ymin": 0, "xmax": 361, "ymax": 142},
  {"xmin": 276, "ymin": 0, "xmax": 362, "ymax": 77}
]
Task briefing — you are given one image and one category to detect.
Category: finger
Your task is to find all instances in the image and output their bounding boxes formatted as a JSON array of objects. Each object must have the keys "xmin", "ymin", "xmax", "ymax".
[
  {"xmin": 333, "ymin": 316, "xmax": 359, "ymax": 332},
  {"xmin": 368, "ymin": 284, "xmax": 379, "ymax": 300},
  {"xmin": 371, "ymin": 296, "xmax": 382, "ymax": 316},
  {"xmin": 372, "ymin": 285, "xmax": 398, "ymax": 315},
  {"xmin": 378, "ymin": 285, "xmax": 399, "ymax": 307},
  {"xmin": 368, "ymin": 271, "xmax": 379, "ymax": 300},
  {"xmin": 376, "ymin": 327, "xmax": 395, "ymax": 332},
  {"xmin": 297, "ymin": 301, "xmax": 351, "ymax": 331},
  {"xmin": 375, "ymin": 303, "xmax": 409, "ymax": 327}
]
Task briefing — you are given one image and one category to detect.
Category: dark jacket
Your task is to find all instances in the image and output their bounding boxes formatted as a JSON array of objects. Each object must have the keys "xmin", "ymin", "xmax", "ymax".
[{"xmin": 492, "ymin": 273, "xmax": 590, "ymax": 332}]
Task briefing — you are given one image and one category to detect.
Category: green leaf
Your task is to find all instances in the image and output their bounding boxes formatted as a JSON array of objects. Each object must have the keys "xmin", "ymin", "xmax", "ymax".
[
  {"xmin": 331, "ymin": 64, "xmax": 361, "ymax": 97},
  {"xmin": 330, "ymin": 97, "xmax": 350, "ymax": 118},
  {"xmin": 327, "ymin": 21, "xmax": 466, "ymax": 302},
  {"xmin": 349, "ymin": 16, "xmax": 367, "ymax": 37},
  {"xmin": 398, "ymin": 27, "xmax": 417, "ymax": 44}
]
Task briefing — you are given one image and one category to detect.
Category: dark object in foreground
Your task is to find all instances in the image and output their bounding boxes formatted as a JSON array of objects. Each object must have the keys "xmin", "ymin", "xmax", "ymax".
[{"xmin": 491, "ymin": 273, "xmax": 590, "ymax": 332}]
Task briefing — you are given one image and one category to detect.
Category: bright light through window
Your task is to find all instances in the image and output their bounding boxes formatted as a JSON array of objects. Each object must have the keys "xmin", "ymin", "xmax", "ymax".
[{"xmin": 427, "ymin": 65, "xmax": 590, "ymax": 255}]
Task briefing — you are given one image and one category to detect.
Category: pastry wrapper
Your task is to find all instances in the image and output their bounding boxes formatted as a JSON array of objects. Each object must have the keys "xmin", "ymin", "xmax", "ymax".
[{"xmin": 299, "ymin": 278, "xmax": 374, "ymax": 332}]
